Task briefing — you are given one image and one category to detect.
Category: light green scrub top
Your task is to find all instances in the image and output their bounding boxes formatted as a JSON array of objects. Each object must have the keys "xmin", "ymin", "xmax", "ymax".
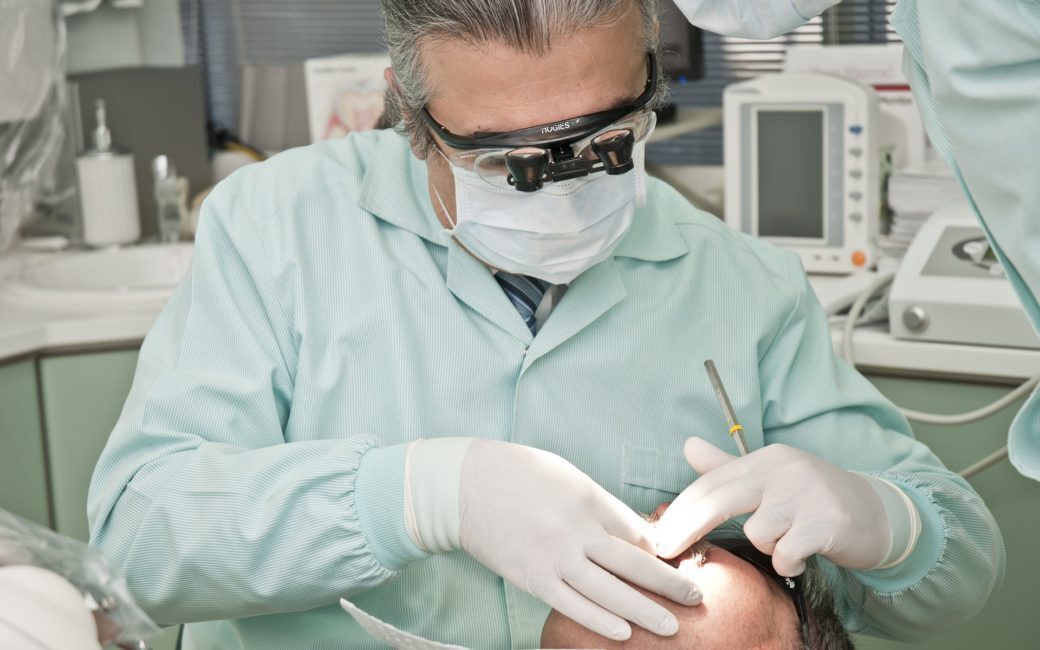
[
  {"xmin": 892, "ymin": 0, "xmax": 1040, "ymax": 478},
  {"xmin": 88, "ymin": 130, "xmax": 1003, "ymax": 649}
]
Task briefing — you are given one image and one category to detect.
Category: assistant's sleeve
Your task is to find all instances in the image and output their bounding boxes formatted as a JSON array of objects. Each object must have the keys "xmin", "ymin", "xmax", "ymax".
[
  {"xmin": 757, "ymin": 259, "xmax": 1005, "ymax": 642},
  {"xmin": 891, "ymin": 0, "xmax": 1040, "ymax": 479},
  {"xmin": 86, "ymin": 180, "xmax": 427, "ymax": 626}
]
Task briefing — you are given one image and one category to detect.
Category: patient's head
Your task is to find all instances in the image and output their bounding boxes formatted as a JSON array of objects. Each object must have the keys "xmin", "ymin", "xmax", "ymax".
[{"xmin": 541, "ymin": 518, "xmax": 853, "ymax": 649}]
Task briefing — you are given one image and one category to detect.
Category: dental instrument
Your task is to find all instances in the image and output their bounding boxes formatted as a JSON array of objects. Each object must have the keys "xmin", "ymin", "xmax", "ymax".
[{"xmin": 703, "ymin": 360, "xmax": 750, "ymax": 456}]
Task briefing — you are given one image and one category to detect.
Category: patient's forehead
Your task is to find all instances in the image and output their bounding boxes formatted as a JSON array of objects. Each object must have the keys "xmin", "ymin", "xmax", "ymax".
[{"xmin": 540, "ymin": 540, "xmax": 799, "ymax": 649}]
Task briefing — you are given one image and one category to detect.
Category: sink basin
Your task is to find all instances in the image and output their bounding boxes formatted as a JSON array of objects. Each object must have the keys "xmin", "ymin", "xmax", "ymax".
[{"xmin": 1, "ymin": 243, "xmax": 194, "ymax": 310}]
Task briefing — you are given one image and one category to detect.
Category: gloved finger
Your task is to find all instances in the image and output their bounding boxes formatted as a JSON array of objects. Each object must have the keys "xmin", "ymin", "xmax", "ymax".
[
  {"xmin": 537, "ymin": 578, "xmax": 633, "ymax": 641},
  {"xmin": 586, "ymin": 535, "xmax": 702, "ymax": 606},
  {"xmin": 682, "ymin": 436, "xmax": 738, "ymax": 474},
  {"xmin": 562, "ymin": 557, "xmax": 680, "ymax": 638},
  {"xmin": 741, "ymin": 502, "xmax": 793, "ymax": 556},
  {"xmin": 593, "ymin": 487, "xmax": 658, "ymax": 555},
  {"xmin": 662, "ymin": 444, "xmax": 758, "ymax": 515},
  {"xmin": 654, "ymin": 477, "xmax": 764, "ymax": 559},
  {"xmin": 770, "ymin": 527, "xmax": 819, "ymax": 577}
]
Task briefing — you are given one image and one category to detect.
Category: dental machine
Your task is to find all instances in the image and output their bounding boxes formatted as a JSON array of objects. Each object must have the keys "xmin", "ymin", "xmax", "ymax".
[{"xmin": 888, "ymin": 201, "xmax": 1040, "ymax": 350}]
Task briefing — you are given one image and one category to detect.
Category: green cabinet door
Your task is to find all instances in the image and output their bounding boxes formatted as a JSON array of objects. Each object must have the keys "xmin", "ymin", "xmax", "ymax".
[
  {"xmin": 35, "ymin": 349, "xmax": 180, "ymax": 650},
  {"xmin": 38, "ymin": 349, "xmax": 139, "ymax": 542},
  {"xmin": 855, "ymin": 375, "xmax": 1039, "ymax": 650},
  {"xmin": 0, "ymin": 359, "xmax": 51, "ymax": 527}
]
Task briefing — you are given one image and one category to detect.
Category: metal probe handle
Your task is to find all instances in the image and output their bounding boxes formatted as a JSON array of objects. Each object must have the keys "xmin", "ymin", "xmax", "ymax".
[{"xmin": 704, "ymin": 360, "xmax": 750, "ymax": 456}]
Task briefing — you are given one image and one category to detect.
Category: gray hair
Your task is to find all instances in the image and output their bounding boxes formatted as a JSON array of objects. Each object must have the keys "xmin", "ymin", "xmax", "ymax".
[
  {"xmin": 380, "ymin": 0, "xmax": 665, "ymax": 156},
  {"xmin": 800, "ymin": 557, "xmax": 856, "ymax": 650}
]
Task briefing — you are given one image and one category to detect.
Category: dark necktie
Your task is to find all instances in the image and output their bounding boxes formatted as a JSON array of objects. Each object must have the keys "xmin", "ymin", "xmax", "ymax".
[{"xmin": 494, "ymin": 271, "xmax": 550, "ymax": 335}]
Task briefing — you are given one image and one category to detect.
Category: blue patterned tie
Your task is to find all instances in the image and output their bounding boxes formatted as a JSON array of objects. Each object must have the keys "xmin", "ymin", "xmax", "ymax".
[{"xmin": 494, "ymin": 271, "xmax": 550, "ymax": 335}]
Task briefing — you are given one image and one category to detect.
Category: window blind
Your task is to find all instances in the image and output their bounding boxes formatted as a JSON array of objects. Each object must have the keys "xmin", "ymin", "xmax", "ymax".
[{"xmin": 181, "ymin": 0, "xmax": 900, "ymax": 164}]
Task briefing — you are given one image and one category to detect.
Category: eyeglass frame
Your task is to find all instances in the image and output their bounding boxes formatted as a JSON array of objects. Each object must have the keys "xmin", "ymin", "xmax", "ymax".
[{"xmin": 419, "ymin": 52, "xmax": 658, "ymax": 152}]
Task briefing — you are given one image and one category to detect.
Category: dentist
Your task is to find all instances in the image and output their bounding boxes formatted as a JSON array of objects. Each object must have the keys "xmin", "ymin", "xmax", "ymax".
[{"xmin": 88, "ymin": 2, "xmax": 1003, "ymax": 648}]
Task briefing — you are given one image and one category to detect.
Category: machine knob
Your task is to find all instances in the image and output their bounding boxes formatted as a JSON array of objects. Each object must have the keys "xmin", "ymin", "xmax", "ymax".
[{"xmin": 903, "ymin": 306, "xmax": 929, "ymax": 332}]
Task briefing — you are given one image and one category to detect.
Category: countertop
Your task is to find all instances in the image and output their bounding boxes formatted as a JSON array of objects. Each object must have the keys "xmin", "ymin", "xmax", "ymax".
[
  {"xmin": 0, "ymin": 248, "xmax": 169, "ymax": 360},
  {"xmin": 2, "ymin": 246, "xmax": 1040, "ymax": 383}
]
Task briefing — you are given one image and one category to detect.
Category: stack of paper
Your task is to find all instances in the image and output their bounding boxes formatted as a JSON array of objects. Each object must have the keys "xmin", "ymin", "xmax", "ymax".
[{"xmin": 878, "ymin": 163, "xmax": 963, "ymax": 268}]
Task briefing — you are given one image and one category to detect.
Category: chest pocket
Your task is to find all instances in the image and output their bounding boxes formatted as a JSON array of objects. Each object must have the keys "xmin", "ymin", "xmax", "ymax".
[{"xmin": 621, "ymin": 445, "xmax": 697, "ymax": 516}]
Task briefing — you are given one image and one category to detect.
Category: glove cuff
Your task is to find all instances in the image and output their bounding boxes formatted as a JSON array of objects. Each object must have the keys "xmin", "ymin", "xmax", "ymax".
[
  {"xmin": 404, "ymin": 437, "xmax": 475, "ymax": 553},
  {"xmin": 858, "ymin": 473, "xmax": 923, "ymax": 569}
]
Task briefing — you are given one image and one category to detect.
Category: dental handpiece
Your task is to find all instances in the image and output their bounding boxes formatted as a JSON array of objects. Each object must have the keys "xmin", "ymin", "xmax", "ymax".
[{"xmin": 704, "ymin": 360, "xmax": 750, "ymax": 456}]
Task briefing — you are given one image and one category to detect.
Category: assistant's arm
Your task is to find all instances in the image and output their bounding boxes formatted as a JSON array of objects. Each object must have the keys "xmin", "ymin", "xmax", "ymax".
[
  {"xmin": 892, "ymin": 0, "xmax": 1040, "ymax": 475},
  {"xmin": 892, "ymin": 0, "xmax": 1040, "ymax": 329},
  {"xmin": 87, "ymin": 181, "xmax": 426, "ymax": 626},
  {"xmin": 757, "ymin": 259, "xmax": 1005, "ymax": 641}
]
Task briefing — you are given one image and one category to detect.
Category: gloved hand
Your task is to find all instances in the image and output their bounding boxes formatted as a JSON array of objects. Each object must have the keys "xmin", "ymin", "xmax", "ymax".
[
  {"xmin": 405, "ymin": 438, "xmax": 702, "ymax": 641},
  {"xmin": 654, "ymin": 438, "xmax": 920, "ymax": 576}
]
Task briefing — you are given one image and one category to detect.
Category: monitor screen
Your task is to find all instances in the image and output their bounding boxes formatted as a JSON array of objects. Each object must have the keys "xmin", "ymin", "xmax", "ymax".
[{"xmin": 756, "ymin": 110, "xmax": 825, "ymax": 239}]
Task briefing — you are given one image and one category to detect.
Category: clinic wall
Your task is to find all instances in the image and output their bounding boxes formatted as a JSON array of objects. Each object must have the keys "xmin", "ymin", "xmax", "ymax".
[
  {"xmin": 0, "ymin": 359, "xmax": 50, "ymax": 528},
  {"xmin": 65, "ymin": 0, "xmax": 184, "ymax": 75},
  {"xmin": 655, "ymin": 164, "xmax": 726, "ymax": 216}
]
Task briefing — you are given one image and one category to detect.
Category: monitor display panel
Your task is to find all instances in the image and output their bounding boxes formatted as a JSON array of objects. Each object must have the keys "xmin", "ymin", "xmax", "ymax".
[{"xmin": 756, "ymin": 109, "xmax": 826, "ymax": 240}]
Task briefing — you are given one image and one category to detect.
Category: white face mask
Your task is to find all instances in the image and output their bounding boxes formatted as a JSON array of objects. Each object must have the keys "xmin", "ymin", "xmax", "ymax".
[
  {"xmin": 672, "ymin": 0, "xmax": 837, "ymax": 40},
  {"xmin": 434, "ymin": 144, "xmax": 647, "ymax": 285}
]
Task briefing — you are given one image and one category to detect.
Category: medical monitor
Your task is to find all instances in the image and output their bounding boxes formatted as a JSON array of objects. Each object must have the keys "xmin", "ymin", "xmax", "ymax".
[
  {"xmin": 755, "ymin": 109, "xmax": 826, "ymax": 240},
  {"xmin": 724, "ymin": 73, "xmax": 880, "ymax": 275}
]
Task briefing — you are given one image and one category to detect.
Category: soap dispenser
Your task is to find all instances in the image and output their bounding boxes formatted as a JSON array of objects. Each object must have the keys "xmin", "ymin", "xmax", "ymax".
[{"xmin": 76, "ymin": 98, "xmax": 141, "ymax": 247}]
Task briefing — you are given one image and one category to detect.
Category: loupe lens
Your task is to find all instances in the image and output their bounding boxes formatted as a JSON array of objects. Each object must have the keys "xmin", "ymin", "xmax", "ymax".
[
  {"xmin": 505, "ymin": 147, "xmax": 548, "ymax": 192},
  {"xmin": 592, "ymin": 129, "xmax": 635, "ymax": 175}
]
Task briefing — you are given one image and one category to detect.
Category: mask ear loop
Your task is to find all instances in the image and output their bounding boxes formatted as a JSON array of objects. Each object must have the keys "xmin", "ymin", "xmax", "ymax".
[
  {"xmin": 633, "ymin": 142, "xmax": 648, "ymax": 208},
  {"xmin": 632, "ymin": 111, "xmax": 656, "ymax": 208},
  {"xmin": 431, "ymin": 147, "xmax": 459, "ymax": 231}
]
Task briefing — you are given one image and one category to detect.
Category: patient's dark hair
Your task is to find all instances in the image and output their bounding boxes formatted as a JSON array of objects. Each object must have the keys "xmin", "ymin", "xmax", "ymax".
[
  {"xmin": 800, "ymin": 557, "xmax": 855, "ymax": 650},
  {"xmin": 649, "ymin": 514, "xmax": 854, "ymax": 650}
]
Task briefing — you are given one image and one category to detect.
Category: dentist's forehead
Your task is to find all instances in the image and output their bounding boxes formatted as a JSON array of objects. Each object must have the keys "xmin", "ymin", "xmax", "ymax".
[{"xmin": 420, "ymin": 12, "xmax": 646, "ymax": 138}]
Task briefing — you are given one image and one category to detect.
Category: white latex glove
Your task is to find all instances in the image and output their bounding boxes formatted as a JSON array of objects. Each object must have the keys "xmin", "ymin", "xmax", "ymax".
[
  {"xmin": 654, "ymin": 438, "xmax": 920, "ymax": 576},
  {"xmin": 405, "ymin": 438, "xmax": 702, "ymax": 642}
]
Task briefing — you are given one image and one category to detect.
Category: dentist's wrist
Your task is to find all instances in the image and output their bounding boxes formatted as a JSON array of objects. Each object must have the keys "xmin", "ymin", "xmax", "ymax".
[
  {"xmin": 405, "ymin": 437, "xmax": 476, "ymax": 553},
  {"xmin": 857, "ymin": 473, "xmax": 923, "ymax": 569},
  {"xmin": 355, "ymin": 443, "xmax": 429, "ymax": 570}
]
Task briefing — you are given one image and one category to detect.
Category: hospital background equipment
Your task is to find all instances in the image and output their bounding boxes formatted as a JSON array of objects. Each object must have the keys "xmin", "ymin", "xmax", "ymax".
[
  {"xmin": 827, "ymin": 201, "xmax": 1040, "ymax": 480},
  {"xmin": 782, "ymin": 44, "xmax": 929, "ymax": 170},
  {"xmin": 888, "ymin": 202, "xmax": 1040, "ymax": 351},
  {"xmin": 724, "ymin": 72, "xmax": 881, "ymax": 275},
  {"xmin": 653, "ymin": 0, "xmax": 705, "ymax": 123}
]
